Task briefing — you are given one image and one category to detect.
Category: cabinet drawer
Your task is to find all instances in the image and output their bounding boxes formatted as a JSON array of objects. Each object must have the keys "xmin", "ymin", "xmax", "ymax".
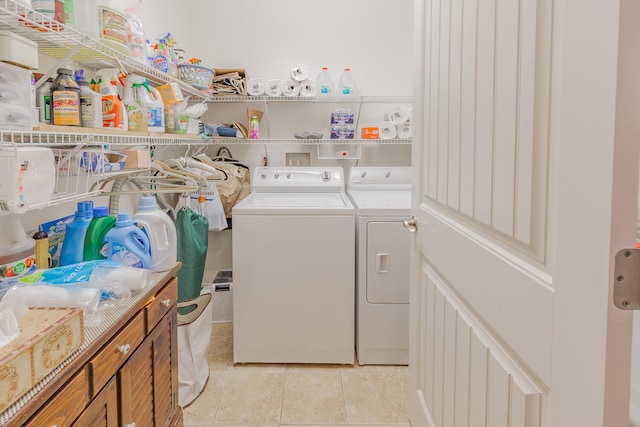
[
  {"xmin": 146, "ymin": 278, "xmax": 177, "ymax": 332},
  {"xmin": 25, "ymin": 368, "xmax": 88, "ymax": 427},
  {"xmin": 89, "ymin": 310, "xmax": 145, "ymax": 396}
]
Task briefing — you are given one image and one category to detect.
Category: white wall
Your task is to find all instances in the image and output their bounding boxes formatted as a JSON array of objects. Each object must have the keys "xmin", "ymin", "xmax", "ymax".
[{"xmin": 141, "ymin": 0, "xmax": 414, "ymax": 277}]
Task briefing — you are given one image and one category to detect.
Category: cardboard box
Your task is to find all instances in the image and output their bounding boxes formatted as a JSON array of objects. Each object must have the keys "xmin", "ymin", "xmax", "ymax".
[
  {"xmin": 123, "ymin": 149, "xmax": 151, "ymax": 170},
  {"xmin": 361, "ymin": 127, "xmax": 380, "ymax": 139},
  {"xmin": 0, "ymin": 308, "xmax": 84, "ymax": 413}
]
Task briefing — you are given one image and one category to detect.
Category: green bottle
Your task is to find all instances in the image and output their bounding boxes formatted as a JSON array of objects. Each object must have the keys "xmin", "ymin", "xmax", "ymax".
[{"xmin": 83, "ymin": 206, "xmax": 116, "ymax": 261}]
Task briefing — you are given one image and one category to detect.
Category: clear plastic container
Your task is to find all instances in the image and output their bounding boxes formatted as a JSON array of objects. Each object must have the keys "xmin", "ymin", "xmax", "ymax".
[
  {"xmin": 338, "ymin": 67, "xmax": 357, "ymax": 95},
  {"xmin": 316, "ymin": 67, "xmax": 334, "ymax": 96},
  {"xmin": 64, "ymin": 0, "xmax": 99, "ymax": 39}
]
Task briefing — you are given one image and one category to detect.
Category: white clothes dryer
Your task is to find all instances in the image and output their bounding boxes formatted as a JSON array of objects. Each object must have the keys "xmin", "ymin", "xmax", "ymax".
[
  {"xmin": 347, "ymin": 166, "xmax": 412, "ymax": 365},
  {"xmin": 232, "ymin": 167, "xmax": 355, "ymax": 364}
]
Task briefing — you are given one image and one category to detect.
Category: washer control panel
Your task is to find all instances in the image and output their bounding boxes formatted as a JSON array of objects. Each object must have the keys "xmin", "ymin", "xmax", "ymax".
[{"xmin": 253, "ymin": 167, "xmax": 344, "ymax": 193}]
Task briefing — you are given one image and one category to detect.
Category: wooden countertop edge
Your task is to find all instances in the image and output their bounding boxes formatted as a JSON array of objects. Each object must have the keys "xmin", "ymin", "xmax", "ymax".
[{"xmin": 1, "ymin": 262, "xmax": 182, "ymax": 427}]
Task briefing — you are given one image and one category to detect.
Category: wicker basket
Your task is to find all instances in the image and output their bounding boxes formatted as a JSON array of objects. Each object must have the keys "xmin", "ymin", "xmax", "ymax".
[{"xmin": 178, "ymin": 64, "xmax": 215, "ymax": 90}]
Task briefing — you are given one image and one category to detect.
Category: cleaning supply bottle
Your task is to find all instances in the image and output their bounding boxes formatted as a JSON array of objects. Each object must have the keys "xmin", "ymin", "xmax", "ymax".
[
  {"xmin": 0, "ymin": 217, "xmax": 36, "ymax": 279},
  {"xmin": 59, "ymin": 201, "xmax": 94, "ymax": 266},
  {"xmin": 146, "ymin": 84, "xmax": 165, "ymax": 133},
  {"xmin": 316, "ymin": 67, "xmax": 334, "ymax": 95},
  {"xmin": 338, "ymin": 67, "xmax": 357, "ymax": 95},
  {"xmin": 250, "ymin": 115, "xmax": 259, "ymax": 139},
  {"xmin": 105, "ymin": 212, "xmax": 151, "ymax": 269},
  {"xmin": 95, "ymin": 68, "xmax": 124, "ymax": 129},
  {"xmin": 133, "ymin": 196, "xmax": 177, "ymax": 272},
  {"xmin": 36, "ymin": 77, "xmax": 53, "ymax": 123},
  {"xmin": 125, "ymin": 82, "xmax": 148, "ymax": 131},
  {"xmin": 50, "ymin": 68, "xmax": 81, "ymax": 126},
  {"xmin": 83, "ymin": 206, "xmax": 116, "ymax": 260},
  {"xmin": 78, "ymin": 80, "xmax": 103, "ymax": 128}
]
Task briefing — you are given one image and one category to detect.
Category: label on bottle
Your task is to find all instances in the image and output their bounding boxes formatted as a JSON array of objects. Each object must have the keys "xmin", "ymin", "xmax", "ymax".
[
  {"xmin": 127, "ymin": 102, "xmax": 146, "ymax": 131},
  {"xmin": 52, "ymin": 90, "xmax": 80, "ymax": 125},
  {"xmin": 102, "ymin": 95, "xmax": 120, "ymax": 127},
  {"xmin": 320, "ymin": 85, "xmax": 330, "ymax": 94},
  {"xmin": 148, "ymin": 106, "xmax": 164, "ymax": 128},
  {"xmin": 80, "ymin": 95, "xmax": 95, "ymax": 120},
  {"xmin": 98, "ymin": 6, "xmax": 127, "ymax": 46},
  {"xmin": 63, "ymin": 0, "xmax": 75, "ymax": 23},
  {"xmin": 165, "ymin": 108, "xmax": 175, "ymax": 131},
  {"xmin": 342, "ymin": 85, "xmax": 354, "ymax": 95}
]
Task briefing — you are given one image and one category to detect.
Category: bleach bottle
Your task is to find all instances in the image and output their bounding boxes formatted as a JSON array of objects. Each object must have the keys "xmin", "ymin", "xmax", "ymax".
[
  {"xmin": 105, "ymin": 212, "xmax": 151, "ymax": 269},
  {"xmin": 133, "ymin": 196, "xmax": 177, "ymax": 272},
  {"xmin": 59, "ymin": 201, "xmax": 94, "ymax": 266},
  {"xmin": 145, "ymin": 84, "xmax": 165, "ymax": 133}
]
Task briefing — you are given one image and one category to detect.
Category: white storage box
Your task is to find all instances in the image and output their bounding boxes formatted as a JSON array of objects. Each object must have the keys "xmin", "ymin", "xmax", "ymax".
[
  {"xmin": 0, "ymin": 30, "xmax": 38, "ymax": 70},
  {"xmin": 0, "ymin": 146, "xmax": 56, "ymax": 213}
]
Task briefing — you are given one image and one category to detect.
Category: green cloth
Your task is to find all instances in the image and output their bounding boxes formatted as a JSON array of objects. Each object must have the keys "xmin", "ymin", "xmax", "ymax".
[{"xmin": 175, "ymin": 207, "xmax": 209, "ymax": 314}]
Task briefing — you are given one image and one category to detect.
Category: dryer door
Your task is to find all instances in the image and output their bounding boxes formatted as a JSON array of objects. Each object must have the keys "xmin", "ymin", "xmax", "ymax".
[{"xmin": 366, "ymin": 221, "xmax": 410, "ymax": 304}]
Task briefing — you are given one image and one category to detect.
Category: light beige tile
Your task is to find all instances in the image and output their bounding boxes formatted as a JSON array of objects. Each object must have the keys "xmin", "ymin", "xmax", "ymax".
[
  {"xmin": 183, "ymin": 369, "xmax": 229, "ymax": 425},
  {"xmin": 341, "ymin": 370, "xmax": 409, "ymax": 424},
  {"xmin": 281, "ymin": 371, "xmax": 347, "ymax": 424},
  {"xmin": 286, "ymin": 363, "xmax": 346, "ymax": 372},
  {"xmin": 214, "ymin": 370, "xmax": 285, "ymax": 424},
  {"xmin": 209, "ymin": 335, "xmax": 234, "ymax": 370},
  {"xmin": 280, "ymin": 425, "xmax": 347, "ymax": 427},
  {"xmin": 341, "ymin": 363, "xmax": 409, "ymax": 373},
  {"xmin": 213, "ymin": 322, "xmax": 233, "ymax": 337}
]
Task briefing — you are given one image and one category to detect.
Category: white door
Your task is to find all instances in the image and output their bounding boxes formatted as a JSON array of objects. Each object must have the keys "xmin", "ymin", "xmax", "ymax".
[{"xmin": 409, "ymin": 1, "xmax": 640, "ymax": 426}]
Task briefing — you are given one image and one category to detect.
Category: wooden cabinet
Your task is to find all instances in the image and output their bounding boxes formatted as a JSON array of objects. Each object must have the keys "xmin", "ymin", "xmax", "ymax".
[{"xmin": 0, "ymin": 265, "xmax": 183, "ymax": 427}]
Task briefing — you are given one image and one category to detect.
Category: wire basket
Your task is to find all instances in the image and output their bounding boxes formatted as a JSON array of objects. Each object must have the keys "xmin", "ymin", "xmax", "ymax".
[{"xmin": 178, "ymin": 64, "xmax": 215, "ymax": 90}]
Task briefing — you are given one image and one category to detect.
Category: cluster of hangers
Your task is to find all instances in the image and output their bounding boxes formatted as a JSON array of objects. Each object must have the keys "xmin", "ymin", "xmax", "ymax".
[{"xmin": 95, "ymin": 152, "xmax": 249, "ymax": 196}]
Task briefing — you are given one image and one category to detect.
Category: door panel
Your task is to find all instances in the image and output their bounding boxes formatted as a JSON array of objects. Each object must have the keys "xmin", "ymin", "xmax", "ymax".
[
  {"xmin": 410, "ymin": 0, "xmax": 640, "ymax": 426},
  {"xmin": 366, "ymin": 221, "xmax": 410, "ymax": 303}
]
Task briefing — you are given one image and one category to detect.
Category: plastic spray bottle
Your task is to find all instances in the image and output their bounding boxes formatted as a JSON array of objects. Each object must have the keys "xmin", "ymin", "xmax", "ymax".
[{"xmin": 95, "ymin": 68, "xmax": 125, "ymax": 129}]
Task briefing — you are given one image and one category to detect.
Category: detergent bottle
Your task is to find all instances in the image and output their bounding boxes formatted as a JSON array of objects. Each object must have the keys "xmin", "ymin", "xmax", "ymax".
[
  {"xmin": 83, "ymin": 206, "xmax": 116, "ymax": 260},
  {"xmin": 95, "ymin": 68, "xmax": 125, "ymax": 129},
  {"xmin": 59, "ymin": 201, "xmax": 94, "ymax": 266},
  {"xmin": 105, "ymin": 212, "xmax": 151, "ymax": 269},
  {"xmin": 145, "ymin": 84, "xmax": 165, "ymax": 133},
  {"xmin": 133, "ymin": 196, "xmax": 177, "ymax": 272}
]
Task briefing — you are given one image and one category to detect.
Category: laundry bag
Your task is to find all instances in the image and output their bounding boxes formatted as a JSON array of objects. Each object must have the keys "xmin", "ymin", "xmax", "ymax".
[
  {"xmin": 177, "ymin": 292, "xmax": 212, "ymax": 406},
  {"xmin": 175, "ymin": 206, "xmax": 209, "ymax": 311}
]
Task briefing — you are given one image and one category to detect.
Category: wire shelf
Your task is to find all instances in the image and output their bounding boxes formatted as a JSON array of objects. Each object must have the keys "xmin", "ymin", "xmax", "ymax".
[
  {"xmin": 205, "ymin": 95, "xmax": 413, "ymax": 104},
  {"xmin": 0, "ymin": 0, "xmax": 208, "ymax": 100}
]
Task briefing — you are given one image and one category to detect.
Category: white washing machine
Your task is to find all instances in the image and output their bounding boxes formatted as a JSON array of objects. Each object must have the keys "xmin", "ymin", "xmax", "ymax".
[
  {"xmin": 347, "ymin": 166, "xmax": 411, "ymax": 365},
  {"xmin": 232, "ymin": 167, "xmax": 355, "ymax": 364}
]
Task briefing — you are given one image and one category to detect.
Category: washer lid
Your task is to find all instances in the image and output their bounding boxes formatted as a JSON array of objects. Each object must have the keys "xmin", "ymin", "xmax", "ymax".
[
  {"xmin": 348, "ymin": 190, "xmax": 411, "ymax": 215},
  {"xmin": 233, "ymin": 192, "xmax": 354, "ymax": 215}
]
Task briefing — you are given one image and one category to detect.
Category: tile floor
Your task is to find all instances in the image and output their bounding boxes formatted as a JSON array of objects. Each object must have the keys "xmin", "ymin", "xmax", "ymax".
[{"xmin": 183, "ymin": 322, "xmax": 411, "ymax": 427}]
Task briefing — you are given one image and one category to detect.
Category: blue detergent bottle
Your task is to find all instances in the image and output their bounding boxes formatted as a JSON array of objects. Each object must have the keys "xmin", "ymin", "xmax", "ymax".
[
  {"xmin": 105, "ymin": 212, "xmax": 151, "ymax": 269},
  {"xmin": 59, "ymin": 201, "xmax": 94, "ymax": 266}
]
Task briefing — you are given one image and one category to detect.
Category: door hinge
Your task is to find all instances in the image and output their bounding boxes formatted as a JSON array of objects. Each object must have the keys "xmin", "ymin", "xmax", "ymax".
[{"xmin": 613, "ymin": 248, "xmax": 640, "ymax": 310}]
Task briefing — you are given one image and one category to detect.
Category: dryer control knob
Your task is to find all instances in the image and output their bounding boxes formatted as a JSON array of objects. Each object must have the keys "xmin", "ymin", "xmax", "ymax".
[
  {"xmin": 261, "ymin": 173, "xmax": 267, "ymax": 180},
  {"xmin": 321, "ymin": 171, "xmax": 332, "ymax": 182},
  {"xmin": 274, "ymin": 173, "xmax": 281, "ymax": 180}
]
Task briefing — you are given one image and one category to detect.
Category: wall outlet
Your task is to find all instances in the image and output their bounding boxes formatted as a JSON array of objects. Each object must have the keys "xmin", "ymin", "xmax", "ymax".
[
  {"xmin": 336, "ymin": 150, "xmax": 349, "ymax": 158},
  {"xmin": 285, "ymin": 152, "xmax": 311, "ymax": 166}
]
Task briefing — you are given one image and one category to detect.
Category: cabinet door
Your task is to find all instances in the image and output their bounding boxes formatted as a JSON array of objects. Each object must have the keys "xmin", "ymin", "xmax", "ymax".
[
  {"xmin": 118, "ymin": 312, "xmax": 177, "ymax": 427},
  {"xmin": 71, "ymin": 379, "xmax": 117, "ymax": 427}
]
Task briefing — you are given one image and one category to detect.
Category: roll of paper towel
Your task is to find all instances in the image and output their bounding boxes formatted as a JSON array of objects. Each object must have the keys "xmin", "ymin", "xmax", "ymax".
[
  {"xmin": 290, "ymin": 63, "xmax": 310, "ymax": 81},
  {"xmin": 379, "ymin": 121, "xmax": 397, "ymax": 139},
  {"xmin": 282, "ymin": 80, "xmax": 301, "ymax": 97},
  {"xmin": 299, "ymin": 79, "xmax": 316, "ymax": 97},
  {"xmin": 385, "ymin": 106, "xmax": 409, "ymax": 125},
  {"xmin": 247, "ymin": 78, "xmax": 265, "ymax": 96},
  {"xmin": 265, "ymin": 79, "xmax": 282, "ymax": 96},
  {"xmin": 397, "ymin": 121, "xmax": 412, "ymax": 139}
]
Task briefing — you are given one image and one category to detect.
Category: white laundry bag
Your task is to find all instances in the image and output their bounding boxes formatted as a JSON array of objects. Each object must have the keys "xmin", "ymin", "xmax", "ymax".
[{"xmin": 177, "ymin": 292, "xmax": 212, "ymax": 406}]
